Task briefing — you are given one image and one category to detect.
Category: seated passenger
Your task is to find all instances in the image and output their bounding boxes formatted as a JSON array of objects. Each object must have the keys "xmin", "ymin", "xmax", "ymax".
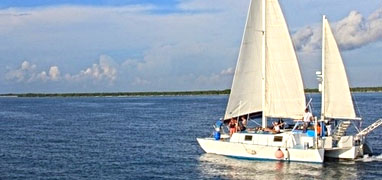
[
  {"xmin": 273, "ymin": 122, "xmax": 281, "ymax": 133},
  {"xmin": 263, "ymin": 122, "xmax": 281, "ymax": 134},
  {"xmin": 277, "ymin": 118, "xmax": 285, "ymax": 129}
]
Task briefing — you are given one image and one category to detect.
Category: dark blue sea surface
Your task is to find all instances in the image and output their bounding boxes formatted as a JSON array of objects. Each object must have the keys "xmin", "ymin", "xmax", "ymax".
[{"xmin": 0, "ymin": 93, "xmax": 381, "ymax": 179}]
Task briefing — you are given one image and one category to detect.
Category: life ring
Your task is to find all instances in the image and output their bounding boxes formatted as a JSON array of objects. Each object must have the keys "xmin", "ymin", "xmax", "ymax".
[{"xmin": 275, "ymin": 148, "xmax": 284, "ymax": 159}]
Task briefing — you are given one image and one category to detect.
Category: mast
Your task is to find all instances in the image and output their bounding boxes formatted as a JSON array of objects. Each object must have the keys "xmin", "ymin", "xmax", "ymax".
[
  {"xmin": 261, "ymin": 0, "xmax": 267, "ymax": 128},
  {"xmin": 321, "ymin": 15, "xmax": 326, "ymax": 121}
]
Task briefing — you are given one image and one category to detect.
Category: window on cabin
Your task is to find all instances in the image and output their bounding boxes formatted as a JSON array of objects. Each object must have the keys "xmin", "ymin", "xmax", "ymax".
[
  {"xmin": 273, "ymin": 136, "xmax": 283, "ymax": 142},
  {"xmin": 244, "ymin": 135, "xmax": 252, "ymax": 141}
]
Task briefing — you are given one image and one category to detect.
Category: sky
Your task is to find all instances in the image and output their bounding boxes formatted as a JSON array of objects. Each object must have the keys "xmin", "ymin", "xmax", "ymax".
[{"xmin": 1, "ymin": 0, "xmax": 382, "ymax": 93}]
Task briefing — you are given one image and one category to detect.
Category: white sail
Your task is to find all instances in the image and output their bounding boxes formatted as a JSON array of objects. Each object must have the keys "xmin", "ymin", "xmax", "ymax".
[
  {"xmin": 224, "ymin": 0, "xmax": 263, "ymax": 120},
  {"xmin": 224, "ymin": 0, "xmax": 305, "ymax": 121},
  {"xmin": 197, "ymin": 0, "xmax": 327, "ymax": 164},
  {"xmin": 264, "ymin": 0, "xmax": 306, "ymax": 119},
  {"xmin": 322, "ymin": 16, "xmax": 358, "ymax": 119}
]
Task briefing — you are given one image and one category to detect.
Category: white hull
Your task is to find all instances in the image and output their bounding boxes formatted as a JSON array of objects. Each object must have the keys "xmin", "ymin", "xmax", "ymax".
[
  {"xmin": 197, "ymin": 132, "xmax": 325, "ymax": 163},
  {"xmin": 325, "ymin": 146, "xmax": 362, "ymax": 160},
  {"xmin": 323, "ymin": 136, "xmax": 375, "ymax": 160},
  {"xmin": 322, "ymin": 135, "xmax": 367, "ymax": 160}
]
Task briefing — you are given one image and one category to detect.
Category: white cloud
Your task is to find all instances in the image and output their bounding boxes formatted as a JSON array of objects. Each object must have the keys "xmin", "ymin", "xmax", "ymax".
[
  {"xmin": 293, "ymin": 26, "xmax": 316, "ymax": 52},
  {"xmin": 49, "ymin": 66, "xmax": 60, "ymax": 81},
  {"xmin": 5, "ymin": 61, "xmax": 62, "ymax": 82},
  {"xmin": 335, "ymin": 9, "xmax": 382, "ymax": 50},
  {"xmin": 5, "ymin": 55, "xmax": 117, "ymax": 85},
  {"xmin": 4, "ymin": 1, "xmax": 380, "ymax": 92},
  {"xmin": 21, "ymin": 61, "xmax": 36, "ymax": 70},
  {"xmin": 4, "ymin": 52, "xmax": 233, "ymax": 90},
  {"xmin": 293, "ymin": 8, "xmax": 382, "ymax": 53},
  {"xmin": 0, "ymin": 1, "xmax": 248, "ymax": 92},
  {"xmin": 220, "ymin": 67, "xmax": 234, "ymax": 76},
  {"xmin": 65, "ymin": 55, "xmax": 117, "ymax": 84}
]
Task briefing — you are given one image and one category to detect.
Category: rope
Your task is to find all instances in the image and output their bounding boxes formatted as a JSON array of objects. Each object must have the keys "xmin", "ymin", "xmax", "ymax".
[
  {"xmin": 352, "ymin": 93, "xmax": 362, "ymax": 118},
  {"xmin": 251, "ymin": 119, "xmax": 262, "ymax": 126},
  {"xmin": 306, "ymin": 97, "xmax": 314, "ymax": 114},
  {"xmin": 352, "ymin": 93, "xmax": 363, "ymax": 129},
  {"xmin": 242, "ymin": 144, "xmax": 257, "ymax": 155}
]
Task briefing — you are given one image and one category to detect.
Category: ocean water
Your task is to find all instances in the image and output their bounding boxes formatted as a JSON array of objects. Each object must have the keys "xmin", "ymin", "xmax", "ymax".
[{"xmin": 0, "ymin": 93, "xmax": 381, "ymax": 179}]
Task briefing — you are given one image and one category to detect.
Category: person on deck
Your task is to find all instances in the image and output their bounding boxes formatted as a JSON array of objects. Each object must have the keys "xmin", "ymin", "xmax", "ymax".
[
  {"xmin": 302, "ymin": 108, "xmax": 313, "ymax": 133},
  {"xmin": 238, "ymin": 116, "xmax": 247, "ymax": 132},
  {"xmin": 264, "ymin": 121, "xmax": 281, "ymax": 134},
  {"xmin": 229, "ymin": 118, "xmax": 237, "ymax": 136},
  {"xmin": 325, "ymin": 120, "xmax": 332, "ymax": 136},
  {"xmin": 272, "ymin": 121, "xmax": 281, "ymax": 133},
  {"xmin": 315, "ymin": 123, "xmax": 321, "ymax": 136},
  {"xmin": 277, "ymin": 118, "xmax": 285, "ymax": 129}
]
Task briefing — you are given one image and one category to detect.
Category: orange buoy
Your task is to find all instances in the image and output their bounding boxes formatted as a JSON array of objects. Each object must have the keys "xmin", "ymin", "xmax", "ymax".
[{"xmin": 275, "ymin": 148, "xmax": 284, "ymax": 159}]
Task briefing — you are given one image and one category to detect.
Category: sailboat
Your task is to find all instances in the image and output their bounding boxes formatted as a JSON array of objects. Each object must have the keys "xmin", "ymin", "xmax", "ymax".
[
  {"xmin": 197, "ymin": 0, "xmax": 325, "ymax": 163},
  {"xmin": 318, "ymin": 16, "xmax": 382, "ymax": 159}
]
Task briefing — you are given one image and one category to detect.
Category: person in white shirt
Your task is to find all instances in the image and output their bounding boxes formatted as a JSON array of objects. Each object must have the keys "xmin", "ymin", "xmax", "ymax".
[
  {"xmin": 302, "ymin": 108, "xmax": 313, "ymax": 133},
  {"xmin": 272, "ymin": 121, "xmax": 281, "ymax": 133}
]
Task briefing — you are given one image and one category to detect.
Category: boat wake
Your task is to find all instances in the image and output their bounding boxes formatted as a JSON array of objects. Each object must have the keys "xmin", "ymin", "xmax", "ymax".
[
  {"xmin": 198, "ymin": 154, "xmax": 325, "ymax": 179},
  {"xmin": 356, "ymin": 154, "xmax": 382, "ymax": 162}
]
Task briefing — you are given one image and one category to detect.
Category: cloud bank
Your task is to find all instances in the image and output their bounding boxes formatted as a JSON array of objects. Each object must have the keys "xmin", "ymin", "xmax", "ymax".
[
  {"xmin": 6, "ymin": 55, "xmax": 117, "ymax": 85},
  {"xmin": 65, "ymin": 55, "xmax": 117, "ymax": 84},
  {"xmin": 1, "ymin": 1, "xmax": 382, "ymax": 93},
  {"xmin": 0, "ymin": 1, "xmax": 249, "ymax": 92},
  {"xmin": 5, "ymin": 61, "xmax": 60, "ymax": 82},
  {"xmin": 293, "ymin": 8, "xmax": 382, "ymax": 53}
]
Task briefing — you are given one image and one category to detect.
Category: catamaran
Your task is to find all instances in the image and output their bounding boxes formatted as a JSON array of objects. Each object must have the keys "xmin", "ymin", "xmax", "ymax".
[
  {"xmin": 317, "ymin": 16, "xmax": 382, "ymax": 160},
  {"xmin": 197, "ymin": 0, "xmax": 326, "ymax": 163}
]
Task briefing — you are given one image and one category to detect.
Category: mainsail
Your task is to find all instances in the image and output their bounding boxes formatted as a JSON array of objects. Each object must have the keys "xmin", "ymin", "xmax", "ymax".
[
  {"xmin": 264, "ymin": 0, "xmax": 306, "ymax": 119},
  {"xmin": 224, "ymin": 0, "xmax": 263, "ymax": 120},
  {"xmin": 321, "ymin": 16, "xmax": 358, "ymax": 120},
  {"xmin": 224, "ymin": 0, "xmax": 306, "ymax": 122}
]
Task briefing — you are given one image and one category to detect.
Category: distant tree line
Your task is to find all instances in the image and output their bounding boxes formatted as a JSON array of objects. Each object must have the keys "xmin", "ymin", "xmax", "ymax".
[
  {"xmin": 306, "ymin": 87, "xmax": 382, "ymax": 93},
  {"xmin": 1, "ymin": 87, "xmax": 382, "ymax": 97},
  {"xmin": 305, "ymin": 88, "xmax": 319, "ymax": 93},
  {"xmin": 350, "ymin": 87, "xmax": 382, "ymax": 92},
  {"xmin": 0, "ymin": 89, "xmax": 231, "ymax": 97}
]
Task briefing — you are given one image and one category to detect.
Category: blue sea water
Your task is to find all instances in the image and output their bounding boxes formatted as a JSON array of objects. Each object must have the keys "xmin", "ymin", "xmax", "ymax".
[{"xmin": 0, "ymin": 93, "xmax": 381, "ymax": 179}]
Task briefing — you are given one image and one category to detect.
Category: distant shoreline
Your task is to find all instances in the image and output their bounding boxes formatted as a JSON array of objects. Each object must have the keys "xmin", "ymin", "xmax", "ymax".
[{"xmin": 1, "ymin": 87, "xmax": 382, "ymax": 97}]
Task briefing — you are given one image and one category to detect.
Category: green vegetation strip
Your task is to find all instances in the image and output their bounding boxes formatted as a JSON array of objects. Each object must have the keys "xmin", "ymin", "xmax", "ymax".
[
  {"xmin": 0, "ymin": 89, "xmax": 231, "ymax": 97},
  {"xmin": 1, "ymin": 87, "xmax": 382, "ymax": 97}
]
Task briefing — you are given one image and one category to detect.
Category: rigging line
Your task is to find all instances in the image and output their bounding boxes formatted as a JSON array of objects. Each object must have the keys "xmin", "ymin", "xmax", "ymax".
[
  {"xmin": 306, "ymin": 97, "xmax": 314, "ymax": 115},
  {"xmin": 352, "ymin": 93, "xmax": 362, "ymax": 118},
  {"xmin": 306, "ymin": 97, "xmax": 312, "ymax": 108},
  {"xmin": 351, "ymin": 92, "xmax": 363, "ymax": 129},
  {"xmin": 250, "ymin": 119, "xmax": 262, "ymax": 126},
  {"xmin": 352, "ymin": 121, "xmax": 360, "ymax": 133}
]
